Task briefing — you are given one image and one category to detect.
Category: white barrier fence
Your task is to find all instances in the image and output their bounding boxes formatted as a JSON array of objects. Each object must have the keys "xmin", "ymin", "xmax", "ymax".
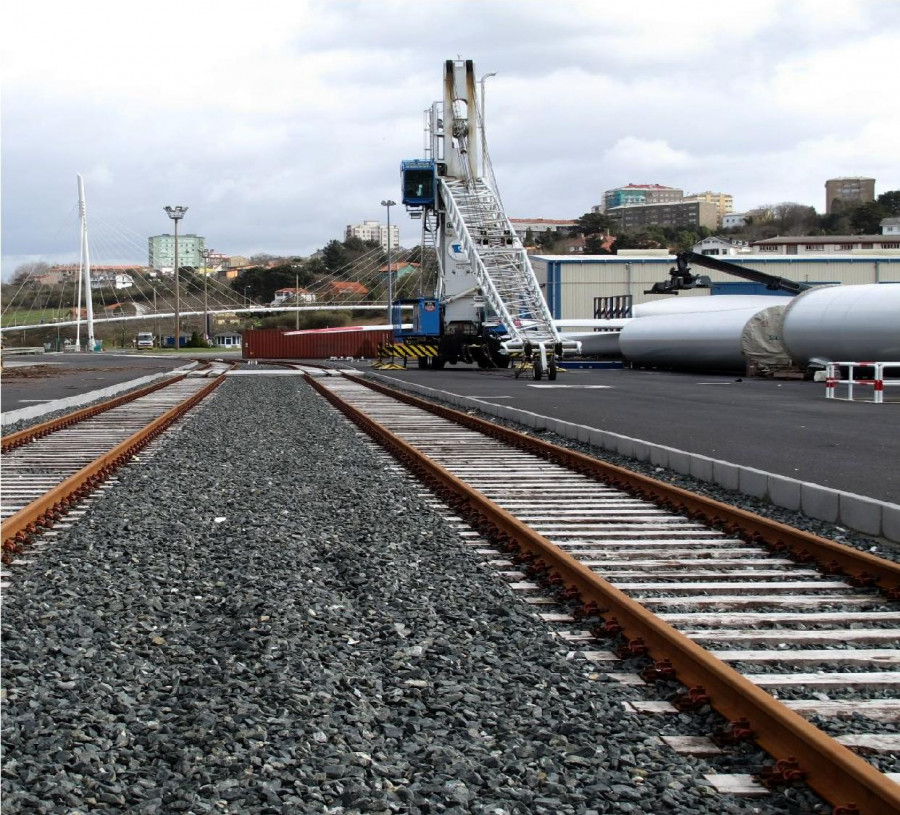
[{"xmin": 825, "ymin": 361, "xmax": 900, "ymax": 404}]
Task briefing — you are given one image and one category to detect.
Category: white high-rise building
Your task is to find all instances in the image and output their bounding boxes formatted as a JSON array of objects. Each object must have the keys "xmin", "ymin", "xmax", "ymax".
[
  {"xmin": 345, "ymin": 220, "xmax": 400, "ymax": 251},
  {"xmin": 148, "ymin": 234, "xmax": 206, "ymax": 270}
]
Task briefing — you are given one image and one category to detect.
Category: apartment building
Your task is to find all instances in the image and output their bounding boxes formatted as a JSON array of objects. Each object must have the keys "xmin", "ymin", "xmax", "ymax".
[
  {"xmin": 606, "ymin": 200, "xmax": 719, "ymax": 231},
  {"xmin": 345, "ymin": 220, "xmax": 400, "ymax": 251},
  {"xmin": 596, "ymin": 184, "xmax": 683, "ymax": 213},
  {"xmin": 825, "ymin": 177, "xmax": 875, "ymax": 214},
  {"xmin": 148, "ymin": 234, "xmax": 206, "ymax": 270},
  {"xmin": 683, "ymin": 191, "xmax": 733, "ymax": 226}
]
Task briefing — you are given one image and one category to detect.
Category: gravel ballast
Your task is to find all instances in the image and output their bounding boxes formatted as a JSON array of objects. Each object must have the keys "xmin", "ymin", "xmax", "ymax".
[{"xmin": 2, "ymin": 376, "xmax": 829, "ymax": 813}]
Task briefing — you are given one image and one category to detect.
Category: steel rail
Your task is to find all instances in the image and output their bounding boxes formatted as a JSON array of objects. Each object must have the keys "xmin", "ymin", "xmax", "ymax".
[
  {"xmin": 351, "ymin": 374, "xmax": 900, "ymax": 596},
  {"xmin": 1, "ymin": 375, "xmax": 188, "ymax": 453},
  {"xmin": 1, "ymin": 375, "xmax": 225, "ymax": 556},
  {"xmin": 311, "ymin": 374, "xmax": 900, "ymax": 815}
]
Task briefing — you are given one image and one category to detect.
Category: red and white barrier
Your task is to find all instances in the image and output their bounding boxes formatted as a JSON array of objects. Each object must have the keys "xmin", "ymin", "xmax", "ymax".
[{"xmin": 825, "ymin": 361, "xmax": 900, "ymax": 404}]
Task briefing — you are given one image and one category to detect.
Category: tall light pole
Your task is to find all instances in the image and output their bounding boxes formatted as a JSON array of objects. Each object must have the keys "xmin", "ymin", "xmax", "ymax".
[
  {"xmin": 201, "ymin": 247, "xmax": 211, "ymax": 343},
  {"xmin": 479, "ymin": 72, "xmax": 497, "ymax": 178},
  {"xmin": 164, "ymin": 205, "xmax": 187, "ymax": 348},
  {"xmin": 152, "ymin": 279, "xmax": 160, "ymax": 345},
  {"xmin": 381, "ymin": 199, "xmax": 396, "ymax": 329}
]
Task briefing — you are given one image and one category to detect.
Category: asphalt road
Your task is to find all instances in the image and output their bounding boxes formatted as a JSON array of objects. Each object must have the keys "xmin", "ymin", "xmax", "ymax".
[{"xmin": 365, "ymin": 363, "xmax": 900, "ymax": 505}]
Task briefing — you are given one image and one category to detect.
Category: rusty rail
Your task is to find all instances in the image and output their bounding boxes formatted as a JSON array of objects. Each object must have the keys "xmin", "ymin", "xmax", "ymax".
[
  {"xmin": 2, "ymin": 375, "xmax": 224, "ymax": 555},
  {"xmin": 351, "ymin": 374, "xmax": 900, "ymax": 596},
  {"xmin": 312, "ymin": 373, "xmax": 900, "ymax": 815},
  {"xmin": 1, "ymin": 374, "xmax": 187, "ymax": 453}
]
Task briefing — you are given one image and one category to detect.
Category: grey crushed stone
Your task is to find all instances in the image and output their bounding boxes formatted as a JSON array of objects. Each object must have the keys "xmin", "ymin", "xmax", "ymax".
[{"xmin": 2, "ymin": 376, "xmax": 828, "ymax": 813}]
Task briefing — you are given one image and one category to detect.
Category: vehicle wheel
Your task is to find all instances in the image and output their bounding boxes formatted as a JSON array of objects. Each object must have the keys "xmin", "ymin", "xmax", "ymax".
[
  {"xmin": 431, "ymin": 356, "xmax": 446, "ymax": 370},
  {"xmin": 532, "ymin": 359, "xmax": 543, "ymax": 380},
  {"xmin": 417, "ymin": 357, "xmax": 430, "ymax": 369},
  {"xmin": 548, "ymin": 359, "xmax": 557, "ymax": 381}
]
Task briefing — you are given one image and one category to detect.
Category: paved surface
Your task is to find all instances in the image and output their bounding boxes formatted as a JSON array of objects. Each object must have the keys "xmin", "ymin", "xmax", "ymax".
[
  {"xmin": 0, "ymin": 352, "xmax": 218, "ymax": 413},
  {"xmin": 362, "ymin": 364, "xmax": 900, "ymax": 506},
  {"xmin": 3, "ymin": 354, "xmax": 897, "ymax": 506}
]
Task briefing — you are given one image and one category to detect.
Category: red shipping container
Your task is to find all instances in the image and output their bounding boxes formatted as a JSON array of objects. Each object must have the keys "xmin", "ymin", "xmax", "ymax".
[{"xmin": 243, "ymin": 328, "xmax": 392, "ymax": 360}]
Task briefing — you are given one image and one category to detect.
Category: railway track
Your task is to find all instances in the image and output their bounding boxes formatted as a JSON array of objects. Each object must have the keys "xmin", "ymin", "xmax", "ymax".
[
  {"xmin": 308, "ymin": 371, "xmax": 900, "ymax": 815},
  {"xmin": 1, "ymin": 362, "xmax": 231, "ymax": 562}
]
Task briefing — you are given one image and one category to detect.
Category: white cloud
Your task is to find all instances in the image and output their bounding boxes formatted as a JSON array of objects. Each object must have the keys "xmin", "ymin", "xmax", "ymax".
[{"xmin": 2, "ymin": 0, "xmax": 899, "ymax": 278}]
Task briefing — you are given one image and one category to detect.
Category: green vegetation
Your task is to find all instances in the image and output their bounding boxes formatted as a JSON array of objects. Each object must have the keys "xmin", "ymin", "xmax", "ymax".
[{"xmin": 1, "ymin": 307, "xmax": 69, "ymax": 328}]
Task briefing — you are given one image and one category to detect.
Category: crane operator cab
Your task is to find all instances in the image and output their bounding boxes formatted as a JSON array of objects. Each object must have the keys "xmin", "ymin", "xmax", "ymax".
[{"xmin": 401, "ymin": 159, "xmax": 436, "ymax": 209}]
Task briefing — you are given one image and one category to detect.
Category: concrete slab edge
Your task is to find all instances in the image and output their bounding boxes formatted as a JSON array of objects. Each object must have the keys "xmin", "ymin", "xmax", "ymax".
[
  {"xmin": 369, "ymin": 372, "xmax": 900, "ymax": 544},
  {"xmin": 1, "ymin": 363, "xmax": 199, "ymax": 427}
]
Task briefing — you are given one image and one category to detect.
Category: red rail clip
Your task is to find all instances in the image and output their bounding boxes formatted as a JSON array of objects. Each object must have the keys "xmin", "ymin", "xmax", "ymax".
[
  {"xmin": 711, "ymin": 717, "xmax": 754, "ymax": 746},
  {"xmin": 573, "ymin": 600, "xmax": 604, "ymax": 620},
  {"xmin": 821, "ymin": 560, "xmax": 846, "ymax": 576},
  {"xmin": 849, "ymin": 571, "xmax": 879, "ymax": 588},
  {"xmin": 597, "ymin": 617, "xmax": 623, "ymax": 637},
  {"xmin": 616, "ymin": 637, "xmax": 648, "ymax": 659},
  {"xmin": 640, "ymin": 659, "xmax": 676, "ymax": 683},
  {"xmin": 672, "ymin": 686, "xmax": 710, "ymax": 711},
  {"xmin": 759, "ymin": 756, "xmax": 806, "ymax": 787}
]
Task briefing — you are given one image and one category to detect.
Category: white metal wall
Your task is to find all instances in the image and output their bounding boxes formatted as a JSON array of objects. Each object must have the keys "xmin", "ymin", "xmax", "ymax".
[{"xmin": 532, "ymin": 255, "xmax": 900, "ymax": 321}]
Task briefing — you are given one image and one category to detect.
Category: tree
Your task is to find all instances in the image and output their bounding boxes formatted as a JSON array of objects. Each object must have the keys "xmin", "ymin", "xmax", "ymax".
[
  {"xmin": 877, "ymin": 190, "xmax": 900, "ymax": 217},
  {"xmin": 11, "ymin": 261, "xmax": 50, "ymax": 283},
  {"xmin": 850, "ymin": 200, "xmax": 887, "ymax": 234},
  {"xmin": 769, "ymin": 203, "xmax": 819, "ymax": 236},
  {"xmin": 187, "ymin": 330, "xmax": 208, "ymax": 348},
  {"xmin": 321, "ymin": 240, "xmax": 349, "ymax": 272},
  {"xmin": 231, "ymin": 264, "xmax": 305, "ymax": 304},
  {"xmin": 583, "ymin": 234, "xmax": 611, "ymax": 254},
  {"xmin": 611, "ymin": 232, "xmax": 660, "ymax": 252},
  {"xmin": 571, "ymin": 212, "xmax": 615, "ymax": 237}
]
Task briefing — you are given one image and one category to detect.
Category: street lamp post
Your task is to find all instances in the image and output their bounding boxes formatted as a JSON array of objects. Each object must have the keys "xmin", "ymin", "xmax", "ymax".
[
  {"xmin": 381, "ymin": 199, "xmax": 396, "ymax": 329},
  {"xmin": 201, "ymin": 247, "xmax": 211, "ymax": 343},
  {"xmin": 164, "ymin": 205, "xmax": 188, "ymax": 349},
  {"xmin": 478, "ymin": 72, "xmax": 496, "ymax": 178},
  {"xmin": 152, "ymin": 280, "xmax": 159, "ymax": 345}
]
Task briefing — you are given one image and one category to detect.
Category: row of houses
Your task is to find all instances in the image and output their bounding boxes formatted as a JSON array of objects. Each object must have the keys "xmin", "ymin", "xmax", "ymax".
[
  {"xmin": 269, "ymin": 263, "xmax": 421, "ymax": 305},
  {"xmin": 694, "ymin": 232, "xmax": 900, "ymax": 256}
]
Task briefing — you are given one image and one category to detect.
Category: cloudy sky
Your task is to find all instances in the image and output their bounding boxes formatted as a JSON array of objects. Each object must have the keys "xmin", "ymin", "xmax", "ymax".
[{"xmin": 3, "ymin": 0, "xmax": 898, "ymax": 279}]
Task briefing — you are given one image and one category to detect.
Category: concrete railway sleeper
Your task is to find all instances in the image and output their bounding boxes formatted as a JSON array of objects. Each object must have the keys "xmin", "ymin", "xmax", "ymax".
[
  {"xmin": 306, "ymin": 371, "xmax": 900, "ymax": 815},
  {"xmin": 1, "ymin": 370, "xmax": 230, "ymax": 563}
]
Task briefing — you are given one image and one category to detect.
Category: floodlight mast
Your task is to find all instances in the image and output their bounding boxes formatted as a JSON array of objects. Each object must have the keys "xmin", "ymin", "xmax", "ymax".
[{"xmin": 164, "ymin": 205, "xmax": 188, "ymax": 348}]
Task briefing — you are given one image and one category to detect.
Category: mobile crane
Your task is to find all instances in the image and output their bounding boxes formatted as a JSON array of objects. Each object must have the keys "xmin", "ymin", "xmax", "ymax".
[{"xmin": 388, "ymin": 59, "xmax": 581, "ymax": 380}]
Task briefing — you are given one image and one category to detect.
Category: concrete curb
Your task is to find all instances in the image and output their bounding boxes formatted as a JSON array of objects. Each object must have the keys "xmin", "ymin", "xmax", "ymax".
[
  {"xmin": 371, "ymin": 373, "xmax": 900, "ymax": 545},
  {"xmin": 1, "ymin": 364, "xmax": 199, "ymax": 427}
]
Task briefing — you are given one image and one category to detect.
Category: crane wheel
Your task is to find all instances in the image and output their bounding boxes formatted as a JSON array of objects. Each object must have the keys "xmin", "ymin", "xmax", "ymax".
[
  {"xmin": 532, "ymin": 359, "xmax": 543, "ymax": 380},
  {"xmin": 417, "ymin": 357, "xmax": 430, "ymax": 369},
  {"xmin": 548, "ymin": 359, "xmax": 558, "ymax": 381}
]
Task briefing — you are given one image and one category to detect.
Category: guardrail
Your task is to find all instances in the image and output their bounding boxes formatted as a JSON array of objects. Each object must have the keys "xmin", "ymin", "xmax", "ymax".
[
  {"xmin": 1, "ymin": 347, "xmax": 45, "ymax": 357},
  {"xmin": 825, "ymin": 361, "xmax": 900, "ymax": 404}
]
